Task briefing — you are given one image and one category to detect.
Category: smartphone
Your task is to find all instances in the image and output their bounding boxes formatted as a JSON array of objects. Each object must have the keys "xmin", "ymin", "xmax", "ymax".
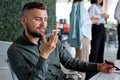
[
  {"xmin": 46, "ymin": 29, "xmax": 60, "ymax": 37},
  {"xmin": 52, "ymin": 29, "xmax": 60, "ymax": 33}
]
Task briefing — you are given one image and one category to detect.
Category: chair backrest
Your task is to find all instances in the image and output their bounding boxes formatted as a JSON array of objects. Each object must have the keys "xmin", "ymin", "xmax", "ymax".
[
  {"xmin": 0, "ymin": 41, "xmax": 18, "ymax": 80},
  {"xmin": 6, "ymin": 59, "xmax": 18, "ymax": 80},
  {"xmin": 0, "ymin": 41, "xmax": 12, "ymax": 56}
]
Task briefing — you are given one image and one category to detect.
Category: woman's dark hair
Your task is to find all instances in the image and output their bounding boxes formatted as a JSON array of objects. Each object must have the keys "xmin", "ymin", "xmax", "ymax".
[
  {"xmin": 23, "ymin": 1, "xmax": 46, "ymax": 11},
  {"xmin": 91, "ymin": 0, "xmax": 103, "ymax": 6},
  {"xmin": 73, "ymin": 0, "xmax": 83, "ymax": 3}
]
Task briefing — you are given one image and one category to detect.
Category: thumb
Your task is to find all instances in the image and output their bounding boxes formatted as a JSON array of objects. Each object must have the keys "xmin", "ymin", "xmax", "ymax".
[{"xmin": 41, "ymin": 33, "xmax": 46, "ymax": 43}]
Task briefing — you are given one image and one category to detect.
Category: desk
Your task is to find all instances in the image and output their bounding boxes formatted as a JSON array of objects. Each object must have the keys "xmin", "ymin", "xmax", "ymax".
[{"xmin": 90, "ymin": 60, "xmax": 120, "ymax": 80}]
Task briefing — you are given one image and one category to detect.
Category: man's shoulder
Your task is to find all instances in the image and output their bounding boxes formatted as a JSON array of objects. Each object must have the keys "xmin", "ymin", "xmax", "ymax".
[{"xmin": 7, "ymin": 35, "xmax": 23, "ymax": 51}]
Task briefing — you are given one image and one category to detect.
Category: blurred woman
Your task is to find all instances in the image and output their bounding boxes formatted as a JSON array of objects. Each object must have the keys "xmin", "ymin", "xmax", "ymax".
[
  {"xmin": 69, "ymin": 0, "xmax": 92, "ymax": 79},
  {"xmin": 85, "ymin": 0, "xmax": 109, "ymax": 79},
  {"xmin": 88, "ymin": 0, "xmax": 109, "ymax": 64}
]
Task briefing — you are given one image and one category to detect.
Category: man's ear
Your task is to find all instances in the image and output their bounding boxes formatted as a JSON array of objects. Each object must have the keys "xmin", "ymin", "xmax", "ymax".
[{"xmin": 21, "ymin": 16, "xmax": 26, "ymax": 28}]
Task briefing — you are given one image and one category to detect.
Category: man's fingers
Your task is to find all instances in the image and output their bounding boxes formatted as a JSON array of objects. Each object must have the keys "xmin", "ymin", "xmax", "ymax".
[
  {"xmin": 50, "ymin": 35, "xmax": 58, "ymax": 43},
  {"xmin": 49, "ymin": 33, "xmax": 58, "ymax": 46},
  {"xmin": 41, "ymin": 33, "xmax": 47, "ymax": 43}
]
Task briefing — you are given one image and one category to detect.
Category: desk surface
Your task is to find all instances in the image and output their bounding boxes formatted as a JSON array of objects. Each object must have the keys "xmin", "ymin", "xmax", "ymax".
[{"xmin": 90, "ymin": 60, "xmax": 120, "ymax": 80}]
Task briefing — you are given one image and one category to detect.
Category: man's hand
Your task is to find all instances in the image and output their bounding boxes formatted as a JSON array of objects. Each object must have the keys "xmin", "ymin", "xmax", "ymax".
[
  {"xmin": 40, "ymin": 32, "xmax": 58, "ymax": 59},
  {"xmin": 97, "ymin": 62, "xmax": 115, "ymax": 73}
]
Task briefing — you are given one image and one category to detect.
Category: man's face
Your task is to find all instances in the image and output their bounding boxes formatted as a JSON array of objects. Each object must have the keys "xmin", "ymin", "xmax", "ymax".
[{"xmin": 22, "ymin": 9, "xmax": 48, "ymax": 37}]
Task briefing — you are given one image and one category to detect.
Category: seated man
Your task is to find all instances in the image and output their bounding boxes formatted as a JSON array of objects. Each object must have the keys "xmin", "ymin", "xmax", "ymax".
[{"xmin": 7, "ymin": 1, "xmax": 114, "ymax": 80}]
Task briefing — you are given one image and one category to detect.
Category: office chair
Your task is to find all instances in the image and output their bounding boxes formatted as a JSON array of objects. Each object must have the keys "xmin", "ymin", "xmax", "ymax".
[
  {"xmin": 61, "ymin": 64, "xmax": 82, "ymax": 80},
  {"xmin": 65, "ymin": 71, "xmax": 82, "ymax": 80},
  {"xmin": 5, "ymin": 59, "xmax": 18, "ymax": 80}
]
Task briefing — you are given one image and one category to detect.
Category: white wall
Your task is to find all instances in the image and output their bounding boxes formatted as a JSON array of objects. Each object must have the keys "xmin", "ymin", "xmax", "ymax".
[
  {"xmin": 107, "ymin": 0, "xmax": 119, "ymax": 23},
  {"xmin": 56, "ymin": 2, "xmax": 72, "ymax": 23}
]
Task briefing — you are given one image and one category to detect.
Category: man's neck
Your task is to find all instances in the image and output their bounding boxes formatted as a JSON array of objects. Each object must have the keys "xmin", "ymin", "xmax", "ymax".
[{"xmin": 25, "ymin": 32, "xmax": 40, "ymax": 45}]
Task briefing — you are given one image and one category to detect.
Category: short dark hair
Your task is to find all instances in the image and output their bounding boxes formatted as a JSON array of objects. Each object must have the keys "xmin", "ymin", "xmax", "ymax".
[
  {"xmin": 73, "ymin": 0, "xmax": 83, "ymax": 3},
  {"xmin": 91, "ymin": 0, "xmax": 103, "ymax": 6},
  {"xmin": 23, "ymin": 1, "xmax": 46, "ymax": 11}
]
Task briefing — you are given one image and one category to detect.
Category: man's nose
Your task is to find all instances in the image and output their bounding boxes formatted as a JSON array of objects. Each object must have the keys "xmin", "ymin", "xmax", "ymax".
[{"xmin": 40, "ymin": 20, "xmax": 45, "ymax": 25}]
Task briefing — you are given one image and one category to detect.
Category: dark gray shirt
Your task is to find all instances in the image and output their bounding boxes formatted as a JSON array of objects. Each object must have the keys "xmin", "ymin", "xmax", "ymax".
[{"xmin": 7, "ymin": 34, "xmax": 97, "ymax": 80}]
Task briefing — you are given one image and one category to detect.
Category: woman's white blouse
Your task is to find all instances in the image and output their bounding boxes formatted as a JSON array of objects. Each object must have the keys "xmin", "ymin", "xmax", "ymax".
[
  {"xmin": 88, "ymin": 4, "xmax": 106, "ymax": 24},
  {"xmin": 82, "ymin": 6, "xmax": 92, "ymax": 40}
]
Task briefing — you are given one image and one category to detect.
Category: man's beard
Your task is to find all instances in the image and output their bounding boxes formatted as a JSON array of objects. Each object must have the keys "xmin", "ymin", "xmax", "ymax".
[{"xmin": 26, "ymin": 25, "xmax": 42, "ymax": 38}]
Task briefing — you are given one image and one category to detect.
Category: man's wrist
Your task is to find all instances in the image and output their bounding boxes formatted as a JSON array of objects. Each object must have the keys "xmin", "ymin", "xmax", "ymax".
[
  {"xmin": 97, "ymin": 63, "xmax": 101, "ymax": 72},
  {"xmin": 40, "ymin": 52, "xmax": 49, "ymax": 59}
]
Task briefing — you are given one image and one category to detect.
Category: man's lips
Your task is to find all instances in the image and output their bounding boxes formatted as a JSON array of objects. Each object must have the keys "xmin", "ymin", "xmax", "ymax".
[{"xmin": 37, "ymin": 27, "xmax": 45, "ymax": 33}]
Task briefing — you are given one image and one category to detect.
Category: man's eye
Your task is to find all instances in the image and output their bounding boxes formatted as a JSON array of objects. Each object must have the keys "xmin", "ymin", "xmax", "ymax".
[
  {"xmin": 44, "ymin": 19, "xmax": 48, "ymax": 21},
  {"xmin": 35, "ymin": 18, "xmax": 41, "ymax": 20}
]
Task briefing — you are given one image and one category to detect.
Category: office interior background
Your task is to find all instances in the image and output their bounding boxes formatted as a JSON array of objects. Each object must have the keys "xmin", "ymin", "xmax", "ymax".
[
  {"xmin": 56, "ymin": 0, "xmax": 118, "ymax": 24},
  {"xmin": 56, "ymin": 0, "xmax": 119, "ymax": 59},
  {"xmin": 0, "ymin": 0, "xmax": 119, "ymax": 80}
]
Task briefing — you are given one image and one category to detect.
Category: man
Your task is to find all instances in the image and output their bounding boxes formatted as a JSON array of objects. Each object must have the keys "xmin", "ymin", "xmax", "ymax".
[
  {"xmin": 114, "ymin": 0, "xmax": 120, "ymax": 59},
  {"xmin": 7, "ymin": 1, "xmax": 114, "ymax": 80}
]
